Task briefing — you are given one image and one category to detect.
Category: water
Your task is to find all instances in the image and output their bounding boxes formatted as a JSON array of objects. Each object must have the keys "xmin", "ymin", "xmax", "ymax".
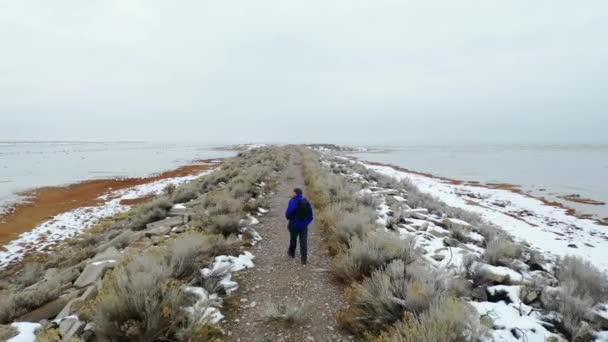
[
  {"xmin": 354, "ymin": 144, "xmax": 608, "ymax": 218},
  {"xmin": 0, "ymin": 141, "xmax": 235, "ymax": 212}
]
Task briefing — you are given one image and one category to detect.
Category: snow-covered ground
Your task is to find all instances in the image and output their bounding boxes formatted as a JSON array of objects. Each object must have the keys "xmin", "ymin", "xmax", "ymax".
[
  {"xmin": 0, "ymin": 170, "xmax": 214, "ymax": 268},
  {"xmin": 365, "ymin": 163, "xmax": 608, "ymax": 273}
]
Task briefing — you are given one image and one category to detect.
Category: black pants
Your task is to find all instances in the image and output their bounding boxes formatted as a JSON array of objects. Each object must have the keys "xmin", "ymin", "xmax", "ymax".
[{"xmin": 288, "ymin": 226, "xmax": 308, "ymax": 263}]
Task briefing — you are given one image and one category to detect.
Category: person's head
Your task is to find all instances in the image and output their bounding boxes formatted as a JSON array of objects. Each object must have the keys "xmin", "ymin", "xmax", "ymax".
[{"xmin": 293, "ymin": 188, "xmax": 303, "ymax": 197}]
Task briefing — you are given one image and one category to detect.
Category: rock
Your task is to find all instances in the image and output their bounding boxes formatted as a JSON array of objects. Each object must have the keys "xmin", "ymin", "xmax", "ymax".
[
  {"xmin": 90, "ymin": 247, "xmax": 122, "ymax": 263},
  {"xmin": 540, "ymin": 287, "xmax": 561, "ymax": 310},
  {"xmin": 59, "ymin": 317, "xmax": 85, "ymax": 341},
  {"xmin": 428, "ymin": 229, "xmax": 448, "ymax": 238},
  {"xmin": 168, "ymin": 205, "xmax": 192, "ymax": 216},
  {"xmin": 172, "ymin": 225, "xmax": 188, "ymax": 233},
  {"xmin": 150, "ymin": 235, "xmax": 165, "ymax": 244},
  {"xmin": 471, "ymin": 287, "xmax": 488, "ymax": 301},
  {"xmin": 16, "ymin": 291, "xmax": 79, "ymax": 322},
  {"xmin": 444, "ymin": 218, "xmax": 472, "ymax": 230},
  {"xmin": 144, "ymin": 225, "xmax": 172, "ymax": 237},
  {"xmin": 146, "ymin": 216, "xmax": 184, "ymax": 230},
  {"xmin": 431, "ymin": 254, "xmax": 446, "ymax": 261},
  {"xmin": 443, "ymin": 238, "xmax": 461, "ymax": 248},
  {"xmin": 44, "ymin": 267, "xmax": 80, "ymax": 284},
  {"xmin": 520, "ymin": 286, "xmax": 539, "ymax": 304},
  {"xmin": 401, "ymin": 208, "xmax": 429, "ymax": 218},
  {"xmin": 591, "ymin": 305, "xmax": 608, "ymax": 329},
  {"xmin": 73, "ymin": 261, "xmax": 116, "ymax": 288}
]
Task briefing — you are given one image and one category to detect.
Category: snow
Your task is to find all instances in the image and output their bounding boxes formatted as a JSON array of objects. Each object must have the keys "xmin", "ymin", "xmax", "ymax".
[
  {"xmin": 472, "ymin": 301, "xmax": 558, "ymax": 342},
  {"xmin": 172, "ymin": 203, "xmax": 187, "ymax": 210},
  {"xmin": 596, "ymin": 331, "xmax": 608, "ymax": 341},
  {"xmin": 478, "ymin": 263, "xmax": 524, "ymax": 283},
  {"xmin": 205, "ymin": 252, "xmax": 255, "ymax": 274},
  {"xmin": 91, "ymin": 259, "xmax": 116, "ymax": 266},
  {"xmin": 183, "ymin": 287, "xmax": 225, "ymax": 324},
  {"xmin": 258, "ymin": 207, "xmax": 269, "ymax": 214},
  {"xmin": 247, "ymin": 215, "xmax": 260, "ymax": 225},
  {"xmin": 7, "ymin": 322, "xmax": 41, "ymax": 342},
  {"xmin": 0, "ymin": 169, "xmax": 215, "ymax": 269},
  {"xmin": 365, "ymin": 163, "xmax": 608, "ymax": 273},
  {"xmin": 185, "ymin": 252, "xmax": 257, "ymax": 324}
]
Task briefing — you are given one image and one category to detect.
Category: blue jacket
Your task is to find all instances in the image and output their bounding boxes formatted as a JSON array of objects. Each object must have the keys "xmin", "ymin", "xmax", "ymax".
[{"xmin": 285, "ymin": 194, "xmax": 314, "ymax": 229}]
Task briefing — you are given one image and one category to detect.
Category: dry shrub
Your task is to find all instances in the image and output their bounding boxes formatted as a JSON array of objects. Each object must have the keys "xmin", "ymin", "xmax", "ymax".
[
  {"xmin": 338, "ymin": 260, "xmax": 452, "ymax": 335},
  {"xmin": 557, "ymin": 285, "xmax": 594, "ymax": 341},
  {"xmin": 93, "ymin": 253, "xmax": 185, "ymax": 341},
  {"xmin": 207, "ymin": 214, "xmax": 242, "ymax": 237},
  {"xmin": 202, "ymin": 193, "xmax": 244, "ymax": 216},
  {"xmin": 166, "ymin": 232, "xmax": 243, "ymax": 280},
  {"xmin": 0, "ymin": 324, "xmax": 18, "ymax": 341},
  {"xmin": 483, "ymin": 238, "xmax": 521, "ymax": 266},
  {"xmin": 556, "ymin": 255, "xmax": 608, "ymax": 303},
  {"xmin": 166, "ymin": 233, "xmax": 213, "ymax": 280},
  {"xmin": 0, "ymin": 278, "xmax": 61, "ymax": 324},
  {"xmin": 374, "ymin": 297, "xmax": 486, "ymax": 342},
  {"xmin": 334, "ymin": 208, "xmax": 377, "ymax": 246},
  {"xmin": 126, "ymin": 197, "xmax": 173, "ymax": 231},
  {"xmin": 16, "ymin": 261, "xmax": 44, "ymax": 288},
  {"xmin": 259, "ymin": 299, "xmax": 305, "ymax": 323},
  {"xmin": 333, "ymin": 233, "xmax": 417, "ymax": 281}
]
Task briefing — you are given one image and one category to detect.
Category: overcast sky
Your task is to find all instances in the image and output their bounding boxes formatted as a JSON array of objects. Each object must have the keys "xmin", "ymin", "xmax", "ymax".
[{"xmin": 1, "ymin": 1, "xmax": 607, "ymax": 144}]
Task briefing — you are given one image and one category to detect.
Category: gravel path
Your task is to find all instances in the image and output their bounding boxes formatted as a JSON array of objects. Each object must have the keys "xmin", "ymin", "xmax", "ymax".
[{"xmin": 224, "ymin": 154, "xmax": 352, "ymax": 342}]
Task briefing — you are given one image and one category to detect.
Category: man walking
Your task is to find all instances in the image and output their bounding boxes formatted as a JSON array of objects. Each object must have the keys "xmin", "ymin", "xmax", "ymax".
[{"xmin": 285, "ymin": 188, "xmax": 314, "ymax": 265}]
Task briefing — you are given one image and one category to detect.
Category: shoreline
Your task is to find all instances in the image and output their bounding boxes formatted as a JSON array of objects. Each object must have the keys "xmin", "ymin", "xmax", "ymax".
[
  {"xmin": 359, "ymin": 160, "xmax": 608, "ymax": 226},
  {"xmin": 0, "ymin": 159, "xmax": 221, "ymax": 249}
]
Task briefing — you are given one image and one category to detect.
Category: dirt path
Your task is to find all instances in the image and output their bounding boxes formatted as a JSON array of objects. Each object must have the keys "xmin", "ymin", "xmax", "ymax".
[{"xmin": 225, "ymin": 154, "xmax": 352, "ymax": 342}]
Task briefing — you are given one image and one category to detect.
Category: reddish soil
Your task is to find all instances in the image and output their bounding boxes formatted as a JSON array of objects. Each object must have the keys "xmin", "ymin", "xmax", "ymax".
[
  {"xmin": 0, "ymin": 160, "xmax": 220, "ymax": 247},
  {"xmin": 558, "ymin": 194, "xmax": 606, "ymax": 206},
  {"xmin": 364, "ymin": 160, "xmax": 606, "ymax": 225}
]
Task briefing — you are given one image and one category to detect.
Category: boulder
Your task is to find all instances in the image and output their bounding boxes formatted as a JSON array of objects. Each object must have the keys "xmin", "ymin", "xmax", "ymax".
[
  {"xmin": 144, "ymin": 225, "xmax": 172, "ymax": 237},
  {"xmin": 56, "ymin": 285, "xmax": 98, "ymax": 320},
  {"xmin": 168, "ymin": 207, "xmax": 192, "ymax": 217},
  {"xmin": 44, "ymin": 267, "xmax": 80, "ymax": 284},
  {"xmin": 401, "ymin": 208, "xmax": 429, "ymax": 218},
  {"xmin": 431, "ymin": 254, "xmax": 446, "ymax": 262},
  {"xmin": 59, "ymin": 317, "xmax": 85, "ymax": 341},
  {"xmin": 16, "ymin": 291, "xmax": 79, "ymax": 322},
  {"xmin": 540, "ymin": 286, "xmax": 561, "ymax": 310},
  {"xmin": 146, "ymin": 216, "xmax": 184, "ymax": 230},
  {"xmin": 90, "ymin": 247, "xmax": 122, "ymax": 263},
  {"xmin": 477, "ymin": 264, "xmax": 525, "ymax": 285},
  {"xmin": 95, "ymin": 230, "xmax": 143, "ymax": 252},
  {"xmin": 443, "ymin": 238, "xmax": 461, "ymax": 248},
  {"xmin": 591, "ymin": 305, "xmax": 608, "ymax": 329},
  {"xmin": 73, "ymin": 261, "xmax": 116, "ymax": 288},
  {"xmin": 471, "ymin": 286, "xmax": 488, "ymax": 302},
  {"xmin": 124, "ymin": 238, "xmax": 153, "ymax": 254},
  {"xmin": 172, "ymin": 225, "xmax": 188, "ymax": 233}
]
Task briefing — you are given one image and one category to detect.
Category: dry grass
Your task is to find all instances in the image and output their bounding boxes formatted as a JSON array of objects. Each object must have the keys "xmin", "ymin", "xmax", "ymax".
[
  {"xmin": 93, "ymin": 253, "xmax": 185, "ymax": 341},
  {"xmin": 483, "ymin": 237, "xmax": 521, "ymax": 266},
  {"xmin": 556, "ymin": 255, "xmax": 608, "ymax": 303},
  {"xmin": 0, "ymin": 277, "xmax": 61, "ymax": 324},
  {"xmin": 259, "ymin": 299, "xmax": 305, "ymax": 324},
  {"xmin": 333, "ymin": 233, "xmax": 417, "ymax": 281},
  {"xmin": 374, "ymin": 297, "xmax": 486, "ymax": 342},
  {"xmin": 338, "ymin": 260, "xmax": 456, "ymax": 335},
  {"xmin": 0, "ymin": 324, "xmax": 18, "ymax": 341}
]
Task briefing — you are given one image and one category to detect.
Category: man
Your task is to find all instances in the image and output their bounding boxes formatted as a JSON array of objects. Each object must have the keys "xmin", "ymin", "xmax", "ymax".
[{"xmin": 285, "ymin": 188, "xmax": 314, "ymax": 265}]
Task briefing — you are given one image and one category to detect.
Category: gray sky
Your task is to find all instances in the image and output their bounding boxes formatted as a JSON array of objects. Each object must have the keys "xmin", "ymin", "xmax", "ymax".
[{"xmin": 1, "ymin": 0, "xmax": 607, "ymax": 144}]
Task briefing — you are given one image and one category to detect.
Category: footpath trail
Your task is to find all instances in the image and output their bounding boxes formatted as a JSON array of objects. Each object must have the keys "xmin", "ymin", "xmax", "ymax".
[{"xmin": 225, "ymin": 154, "xmax": 352, "ymax": 342}]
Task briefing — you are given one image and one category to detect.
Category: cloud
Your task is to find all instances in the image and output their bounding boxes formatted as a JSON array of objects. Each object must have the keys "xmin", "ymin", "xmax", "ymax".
[{"xmin": 1, "ymin": 0, "xmax": 607, "ymax": 143}]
